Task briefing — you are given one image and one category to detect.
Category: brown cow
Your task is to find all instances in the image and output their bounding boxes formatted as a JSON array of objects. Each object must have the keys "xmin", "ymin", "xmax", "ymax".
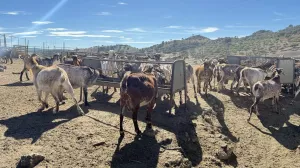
[
  {"xmin": 195, "ymin": 61, "xmax": 213, "ymax": 97},
  {"xmin": 119, "ymin": 71, "xmax": 158, "ymax": 137},
  {"xmin": 195, "ymin": 61, "xmax": 213, "ymax": 96}
]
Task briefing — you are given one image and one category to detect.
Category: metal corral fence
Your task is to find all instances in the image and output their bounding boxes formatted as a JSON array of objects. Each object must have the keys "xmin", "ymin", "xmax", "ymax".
[
  {"xmin": 227, "ymin": 55, "xmax": 296, "ymax": 94},
  {"xmin": 81, "ymin": 57, "xmax": 188, "ymax": 113}
]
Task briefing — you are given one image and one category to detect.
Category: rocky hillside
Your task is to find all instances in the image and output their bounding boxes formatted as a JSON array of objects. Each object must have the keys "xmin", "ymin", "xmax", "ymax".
[
  {"xmin": 80, "ymin": 25, "xmax": 300, "ymax": 58},
  {"xmin": 143, "ymin": 25, "xmax": 300, "ymax": 58},
  {"xmin": 79, "ymin": 44, "xmax": 139, "ymax": 53}
]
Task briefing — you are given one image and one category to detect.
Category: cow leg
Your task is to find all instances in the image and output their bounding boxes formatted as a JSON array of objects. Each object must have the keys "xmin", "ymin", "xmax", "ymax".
[
  {"xmin": 179, "ymin": 91, "xmax": 183, "ymax": 105},
  {"xmin": 213, "ymin": 73, "xmax": 216, "ymax": 89},
  {"xmin": 190, "ymin": 76, "xmax": 197, "ymax": 98},
  {"xmin": 10, "ymin": 58, "xmax": 13, "ymax": 64},
  {"xmin": 52, "ymin": 93, "xmax": 60, "ymax": 114},
  {"xmin": 119, "ymin": 106, "xmax": 125, "ymax": 136},
  {"xmin": 231, "ymin": 78, "xmax": 236, "ymax": 91},
  {"xmin": 37, "ymin": 90, "xmax": 46, "ymax": 112},
  {"xmin": 217, "ymin": 79, "xmax": 223, "ymax": 93},
  {"xmin": 25, "ymin": 71, "xmax": 30, "ymax": 81},
  {"xmin": 20, "ymin": 68, "xmax": 26, "ymax": 82},
  {"xmin": 243, "ymin": 79, "xmax": 248, "ymax": 92},
  {"xmin": 106, "ymin": 86, "xmax": 109, "ymax": 94},
  {"xmin": 145, "ymin": 103, "xmax": 153, "ymax": 130},
  {"xmin": 83, "ymin": 87, "xmax": 90, "ymax": 106},
  {"xmin": 236, "ymin": 77, "xmax": 243, "ymax": 95},
  {"xmin": 43, "ymin": 92, "xmax": 50, "ymax": 109},
  {"xmin": 248, "ymin": 97, "xmax": 260, "ymax": 122},
  {"xmin": 249, "ymin": 84, "xmax": 253, "ymax": 95},
  {"xmin": 204, "ymin": 82, "xmax": 208, "ymax": 97},
  {"xmin": 132, "ymin": 106, "xmax": 141, "ymax": 135},
  {"xmin": 275, "ymin": 95, "xmax": 281, "ymax": 114},
  {"xmin": 197, "ymin": 77, "xmax": 201, "ymax": 94},
  {"xmin": 209, "ymin": 78, "xmax": 213, "ymax": 90}
]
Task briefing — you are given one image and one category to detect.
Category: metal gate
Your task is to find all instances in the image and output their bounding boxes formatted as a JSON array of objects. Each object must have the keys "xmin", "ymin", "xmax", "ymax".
[{"xmin": 81, "ymin": 57, "xmax": 187, "ymax": 113}]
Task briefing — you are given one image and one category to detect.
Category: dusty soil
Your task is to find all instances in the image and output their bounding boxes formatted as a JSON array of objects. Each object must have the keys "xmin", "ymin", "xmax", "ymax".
[{"xmin": 0, "ymin": 60, "xmax": 300, "ymax": 168}]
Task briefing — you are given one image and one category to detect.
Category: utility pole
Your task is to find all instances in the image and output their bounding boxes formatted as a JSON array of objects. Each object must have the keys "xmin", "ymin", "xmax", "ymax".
[
  {"xmin": 9, "ymin": 35, "xmax": 17, "ymax": 47},
  {"xmin": 4, "ymin": 34, "xmax": 7, "ymax": 47},
  {"xmin": 43, "ymin": 42, "xmax": 45, "ymax": 55}
]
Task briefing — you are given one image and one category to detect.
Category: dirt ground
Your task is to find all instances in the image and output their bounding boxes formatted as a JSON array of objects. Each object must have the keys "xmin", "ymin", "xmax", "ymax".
[{"xmin": 0, "ymin": 60, "xmax": 300, "ymax": 168}]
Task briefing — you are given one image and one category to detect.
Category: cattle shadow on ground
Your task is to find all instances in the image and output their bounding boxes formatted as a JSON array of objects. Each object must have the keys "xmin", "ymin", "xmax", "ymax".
[
  {"xmin": 220, "ymin": 89, "xmax": 253, "ymax": 110},
  {"xmin": 202, "ymin": 93, "xmax": 239, "ymax": 143},
  {"xmin": 0, "ymin": 105, "xmax": 83, "ymax": 144},
  {"xmin": 90, "ymin": 86, "xmax": 114, "ymax": 103},
  {"xmin": 0, "ymin": 81, "xmax": 33, "ymax": 87},
  {"xmin": 88, "ymin": 96, "xmax": 203, "ymax": 166},
  {"xmin": 111, "ymin": 135, "xmax": 172, "ymax": 168},
  {"xmin": 249, "ymin": 97, "xmax": 300, "ymax": 150}
]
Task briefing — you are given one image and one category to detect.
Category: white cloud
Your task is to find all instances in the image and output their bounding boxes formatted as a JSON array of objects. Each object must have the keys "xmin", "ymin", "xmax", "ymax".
[
  {"xmin": 185, "ymin": 27, "xmax": 219, "ymax": 33},
  {"xmin": 118, "ymin": 36, "xmax": 132, "ymax": 41},
  {"xmin": 50, "ymin": 31, "xmax": 86, "ymax": 35},
  {"xmin": 96, "ymin": 12, "xmax": 112, "ymax": 16},
  {"xmin": 272, "ymin": 17, "xmax": 296, "ymax": 21},
  {"xmin": 126, "ymin": 28, "xmax": 146, "ymax": 32},
  {"xmin": 14, "ymin": 31, "xmax": 43, "ymax": 36},
  {"xmin": 200, "ymin": 27, "xmax": 219, "ymax": 33},
  {"xmin": 1, "ymin": 11, "xmax": 18, "ymax": 15},
  {"xmin": 32, "ymin": 21, "xmax": 53, "ymax": 25},
  {"xmin": 118, "ymin": 2, "xmax": 128, "ymax": 5},
  {"xmin": 49, "ymin": 31, "xmax": 111, "ymax": 38},
  {"xmin": 165, "ymin": 26, "xmax": 182, "ymax": 29},
  {"xmin": 46, "ymin": 28, "xmax": 68, "ymax": 31},
  {"xmin": 102, "ymin": 30, "xmax": 123, "ymax": 33},
  {"xmin": 0, "ymin": 31, "xmax": 13, "ymax": 34},
  {"xmin": 63, "ymin": 39, "xmax": 81, "ymax": 41},
  {"xmin": 99, "ymin": 4, "xmax": 116, "ymax": 7},
  {"xmin": 21, "ymin": 36, "xmax": 36, "ymax": 38},
  {"xmin": 0, "ymin": 11, "xmax": 28, "ymax": 15}
]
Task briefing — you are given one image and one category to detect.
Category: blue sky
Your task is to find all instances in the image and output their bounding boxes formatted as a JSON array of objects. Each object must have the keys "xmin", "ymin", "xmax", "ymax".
[{"xmin": 0, "ymin": 0, "xmax": 300, "ymax": 49}]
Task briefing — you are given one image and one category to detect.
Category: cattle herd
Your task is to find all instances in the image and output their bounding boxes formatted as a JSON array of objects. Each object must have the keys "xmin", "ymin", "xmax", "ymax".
[{"xmin": 0, "ymin": 50, "xmax": 299, "ymax": 163}]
